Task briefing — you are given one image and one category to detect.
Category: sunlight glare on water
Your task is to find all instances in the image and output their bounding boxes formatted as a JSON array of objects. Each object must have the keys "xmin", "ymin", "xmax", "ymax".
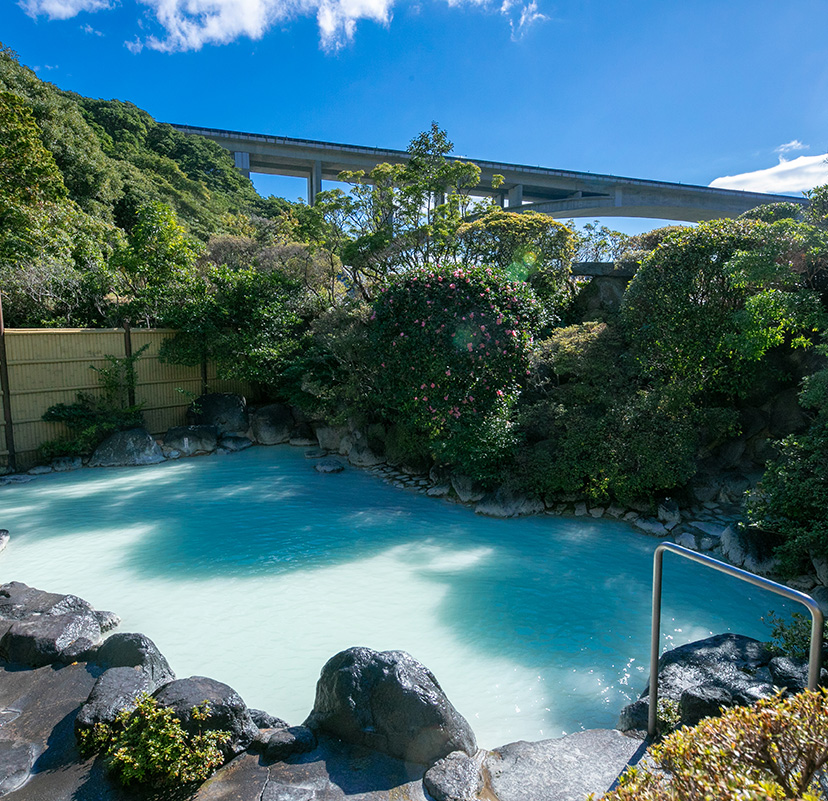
[{"xmin": 0, "ymin": 446, "xmax": 794, "ymax": 747}]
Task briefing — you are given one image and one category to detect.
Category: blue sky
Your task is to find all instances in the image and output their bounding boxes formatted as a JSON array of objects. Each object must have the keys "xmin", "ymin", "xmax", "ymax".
[{"xmin": 4, "ymin": 0, "xmax": 828, "ymax": 233}]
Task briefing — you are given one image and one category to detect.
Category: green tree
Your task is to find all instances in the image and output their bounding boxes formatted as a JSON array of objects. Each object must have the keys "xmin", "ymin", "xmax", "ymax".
[
  {"xmin": 457, "ymin": 207, "xmax": 574, "ymax": 311},
  {"xmin": 323, "ymin": 123, "xmax": 483, "ymax": 298},
  {"xmin": 113, "ymin": 201, "xmax": 202, "ymax": 325},
  {"xmin": 622, "ymin": 218, "xmax": 827, "ymax": 398},
  {"xmin": 159, "ymin": 264, "xmax": 304, "ymax": 388}
]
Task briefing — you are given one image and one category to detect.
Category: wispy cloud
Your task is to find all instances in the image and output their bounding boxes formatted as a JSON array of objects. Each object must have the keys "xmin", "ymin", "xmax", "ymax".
[
  {"xmin": 22, "ymin": 0, "xmax": 548, "ymax": 53},
  {"xmin": 33, "ymin": 64, "xmax": 59, "ymax": 71},
  {"xmin": 81, "ymin": 21, "xmax": 104, "ymax": 34},
  {"xmin": 710, "ymin": 153, "xmax": 828, "ymax": 195},
  {"xmin": 20, "ymin": 0, "xmax": 111, "ymax": 20},
  {"xmin": 775, "ymin": 139, "xmax": 808, "ymax": 157},
  {"xmin": 504, "ymin": 0, "xmax": 547, "ymax": 40}
]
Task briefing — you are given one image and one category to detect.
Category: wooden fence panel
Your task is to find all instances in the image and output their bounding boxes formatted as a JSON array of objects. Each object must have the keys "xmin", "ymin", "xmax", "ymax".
[{"xmin": 0, "ymin": 328, "xmax": 253, "ymax": 472}]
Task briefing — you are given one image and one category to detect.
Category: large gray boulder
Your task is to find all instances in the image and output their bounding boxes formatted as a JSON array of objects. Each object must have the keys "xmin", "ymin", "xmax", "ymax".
[
  {"xmin": 305, "ymin": 647, "xmax": 476, "ymax": 766},
  {"xmin": 450, "ymin": 474, "xmax": 485, "ymax": 504},
  {"xmin": 0, "ymin": 581, "xmax": 92, "ymax": 620},
  {"xmin": 163, "ymin": 425, "xmax": 218, "ymax": 456},
  {"xmin": 187, "ymin": 393, "xmax": 249, "ymax": 437},
  {"xmin": 315, "ymin": 425, "xmax": 349, "ymax": 452},
  {"xmin": 75, "ymin": 666, "xmax": 158, "ymax": 739},
  {"xmin": 1, "ymin": 612, "xmax": 102, "ymax": 667},
  {"xmin": 153, "ymin": 676, "xmax": 258, "ymax": 756},
  {"xmin": 618, "ymin": 633, "xmax": 775, "ymax": 733},
  {"xmin": 251, "ymin": 403, "xmax": 294, "ymax": 445},
  {"xmin": 94, "ymin": 632, "xmax": 175, "ymax": 686},
  {"xmin": 348, "ymin": 443, "xmax": 386, "ymax": 467},
  {"xmin": 89, "ymin": 428, "xmax": 165, "ymax": 467},
  {"xmin": 679, "ymin": 684, "xmax": 733, "ymax": 728},
  {"xmin": 0, "ymin": 582, "xmax": 104, "ymax": 667}
]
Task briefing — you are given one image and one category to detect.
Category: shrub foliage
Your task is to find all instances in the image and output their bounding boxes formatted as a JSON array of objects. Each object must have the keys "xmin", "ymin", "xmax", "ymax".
[
  {"xmin": 599, "ymin": 689, "xmax": 828, "ymax": 801},
  {"xmin": 370, "ymin": 264, "xmax": 542, "ymax": 479},
  {"xmin": 78, "ymin": 695, "xmax": 230, "ymax": 789}
]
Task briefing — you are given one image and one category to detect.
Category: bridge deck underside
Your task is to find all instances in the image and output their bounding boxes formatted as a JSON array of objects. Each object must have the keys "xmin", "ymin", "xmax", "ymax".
[{"xmin": 172, "ymin": 125, "xmax": 805, "ymax": 222}]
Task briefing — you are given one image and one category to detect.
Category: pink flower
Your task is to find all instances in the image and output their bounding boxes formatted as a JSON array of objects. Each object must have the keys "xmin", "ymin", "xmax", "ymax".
[{"xmin": 445, "ymin": 370, "xmax": 451, "ymax": 376}]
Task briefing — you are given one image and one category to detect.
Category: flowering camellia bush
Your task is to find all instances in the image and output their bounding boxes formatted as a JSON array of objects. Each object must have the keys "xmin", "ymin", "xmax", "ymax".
[{"xmin": 369, "ymin": 264, "xmax": 542, "ymax": 480}]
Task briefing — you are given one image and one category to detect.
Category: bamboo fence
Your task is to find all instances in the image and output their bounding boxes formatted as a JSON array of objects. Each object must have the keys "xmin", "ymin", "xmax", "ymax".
[{"xmin": 0, "ymin": 327, "xmax": 250, "ymax": 472}]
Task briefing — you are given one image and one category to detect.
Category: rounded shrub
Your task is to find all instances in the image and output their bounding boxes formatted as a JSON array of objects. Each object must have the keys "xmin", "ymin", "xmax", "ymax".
[
  {"xmin": 599, "ymin": 689, "xmax": 828, "ymax": 801},
  {"xmin": 622, "ymin": 218, "xmax": 827, "ymax": 398},
  {"xmin": 369, "ymin": 264, "xmax": 542, "ymax": 480}
]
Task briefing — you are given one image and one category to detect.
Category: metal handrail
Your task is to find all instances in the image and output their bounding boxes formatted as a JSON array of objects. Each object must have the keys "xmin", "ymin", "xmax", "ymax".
[{"xmin": 648, "ymin": 542, "xmax": 825, "ymax": 738}]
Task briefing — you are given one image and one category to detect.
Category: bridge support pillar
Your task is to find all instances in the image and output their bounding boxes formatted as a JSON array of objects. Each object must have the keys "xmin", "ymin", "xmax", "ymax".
[
  {"xmin": 233, "ymin": 151, "xmax": 251, "ymax": 179},
  {"xmin": 308, "ymin": 160, "xmax": 322, "ymax": 205},
  {"xmin": 507, "ymin": 184, "xmax": 524, "ymax": 208}
]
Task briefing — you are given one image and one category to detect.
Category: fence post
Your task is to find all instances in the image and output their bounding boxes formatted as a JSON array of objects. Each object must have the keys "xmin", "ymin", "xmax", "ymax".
[
  {"xmin": 123, "ymin": 322, "xmax": 136, "ymax": 407},
  {"xmin": 0, "ymin": 296, "xmax": 17, "ymax": 473}
]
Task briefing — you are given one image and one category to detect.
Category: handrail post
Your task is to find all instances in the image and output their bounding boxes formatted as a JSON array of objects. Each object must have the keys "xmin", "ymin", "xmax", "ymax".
[
  {"xmin": 648, "ymin": 547, "xmax": 665, "ymax": 738},
  {"xmin": 647, "ymin": 542, "xmax": 825, "ymax": 741}
]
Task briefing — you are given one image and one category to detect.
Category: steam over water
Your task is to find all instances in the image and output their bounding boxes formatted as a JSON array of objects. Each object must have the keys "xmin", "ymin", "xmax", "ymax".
[{"xmin": 0, "ymin": 446, "xmax": 791, "ymax": 746}]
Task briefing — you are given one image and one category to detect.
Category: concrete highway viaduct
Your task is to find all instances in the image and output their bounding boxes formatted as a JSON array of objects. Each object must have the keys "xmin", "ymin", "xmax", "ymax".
[{"xmin": 171, "ymin": 124, "xmax": 805, "ymax": 223}]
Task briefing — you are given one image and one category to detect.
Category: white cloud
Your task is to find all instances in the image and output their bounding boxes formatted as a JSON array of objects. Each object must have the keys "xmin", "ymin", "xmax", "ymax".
[
  {"xmin": 775, "ymin": 139, "xmax": 808, "ymax": 156},
  {"xmin": 81, "ymin": 21, "xmax": 104, "ymax": 33},
  {"xmin": 23, "ymin": 0, "xmax": 548, "ymax": 53},
  {"xmin": 20, "ymin": 0, "xmax": 111, "ymax": 20},
  {"xmin": 507, "ymin": 0, "xmax": 546, "ymax": 39},
  {"xmin": 710, "ymin": 153, "xmax": 828, "ymax": 195}
]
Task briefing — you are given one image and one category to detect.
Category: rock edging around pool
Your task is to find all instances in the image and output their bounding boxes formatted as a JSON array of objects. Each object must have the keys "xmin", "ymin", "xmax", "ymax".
[
  {"xmin": 6, "ymin": 391, "xmax": 828, "ymax": 606},
  {"xmin": 0, "ymin": 580, "xmax": 644, "ymax": 801}
]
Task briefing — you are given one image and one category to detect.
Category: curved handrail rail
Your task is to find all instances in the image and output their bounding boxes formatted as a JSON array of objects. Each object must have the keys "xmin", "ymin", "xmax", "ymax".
[{"xmin": 648, "ymin": 542, "xmax": 825, "ymax": 738}]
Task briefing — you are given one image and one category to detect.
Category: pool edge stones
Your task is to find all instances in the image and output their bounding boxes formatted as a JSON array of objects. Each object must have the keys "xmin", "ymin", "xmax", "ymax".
[{"xmin": 304, "ymin": 646, "xmax": 477, "ymax": 766}]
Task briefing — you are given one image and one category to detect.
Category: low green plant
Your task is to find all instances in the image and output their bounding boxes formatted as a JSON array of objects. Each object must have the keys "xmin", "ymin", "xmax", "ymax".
[
  {"xmin": 76, "ymin": 721, "xmax": 114, "ymax": 759},
  {"xmin": 78, "ymin": 695, "xmax": 230, "ymax": 789},
  {"xmin": 597, "ymin": 689, "xmax": 828, "ymax": 800},
  {"xmin": 656, "ymin": 697, "xmax": 681, "ymax": 736},
  {"xmin": 39, "ymin": 346, "xmax": 148, "ymax": 459}
]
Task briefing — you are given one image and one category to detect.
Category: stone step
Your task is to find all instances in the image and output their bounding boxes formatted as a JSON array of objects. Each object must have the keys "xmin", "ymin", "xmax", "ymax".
[{"xmin": 482, "ymin": 729, "xmax": 646, "ymax": 801}]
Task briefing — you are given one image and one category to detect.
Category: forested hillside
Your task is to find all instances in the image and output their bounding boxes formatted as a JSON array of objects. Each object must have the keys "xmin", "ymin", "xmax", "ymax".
[{"xmin": 0, "ymin": 42, "xmax": 297, "ymax": 327}]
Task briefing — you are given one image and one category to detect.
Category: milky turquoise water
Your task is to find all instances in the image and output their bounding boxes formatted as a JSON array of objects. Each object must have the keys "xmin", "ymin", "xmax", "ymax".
[{"xmin": 0, "ymin": 446, "xmax": 792, "ymax": 747}]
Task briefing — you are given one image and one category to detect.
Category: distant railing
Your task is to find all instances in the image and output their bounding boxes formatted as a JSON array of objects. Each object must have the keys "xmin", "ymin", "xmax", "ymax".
[{"xmin": 648, "ymin": 542, "xmax": 825, "ymax": 738}]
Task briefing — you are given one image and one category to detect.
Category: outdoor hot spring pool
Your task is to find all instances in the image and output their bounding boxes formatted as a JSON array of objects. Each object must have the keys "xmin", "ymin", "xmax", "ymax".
[{"xmin": 0, "ymin": 446, "xmax": 794, "ymax": 747}]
